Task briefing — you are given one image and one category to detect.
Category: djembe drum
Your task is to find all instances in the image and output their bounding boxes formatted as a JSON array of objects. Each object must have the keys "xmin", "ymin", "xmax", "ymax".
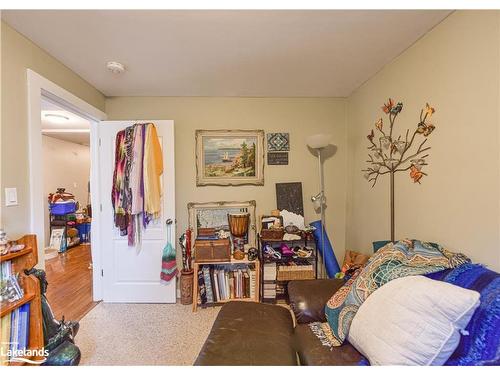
[{"xmin": 228, "ymin": 213, "xmax": 250, "ymax": 260}]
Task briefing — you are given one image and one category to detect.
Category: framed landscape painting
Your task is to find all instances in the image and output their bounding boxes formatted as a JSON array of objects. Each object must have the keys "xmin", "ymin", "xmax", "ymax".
[{"xmin": 195, "ymin": 129, "xmax": 265, "ymax": 186}]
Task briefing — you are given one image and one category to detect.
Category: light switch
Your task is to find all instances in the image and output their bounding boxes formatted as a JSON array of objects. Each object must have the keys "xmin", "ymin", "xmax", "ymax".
[{"xmin": 5, "ymin": 187, "xmax": 18, "ymax": 207}]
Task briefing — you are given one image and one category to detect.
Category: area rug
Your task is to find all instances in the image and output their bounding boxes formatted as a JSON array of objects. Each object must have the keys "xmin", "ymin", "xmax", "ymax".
[{"xmin": 76, "ymin": 302, "xmax": 220, "ymax": 365}]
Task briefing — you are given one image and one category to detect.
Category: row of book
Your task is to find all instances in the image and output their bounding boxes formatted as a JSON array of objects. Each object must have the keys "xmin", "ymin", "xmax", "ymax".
[
  {"xmin": 0, "ymin": 301, "xmax": 31, "ymax": 365},
  {"xmin": 0, "ymin": 260, "xmax": 24, "ymax": 303},
  {"xmin": 198, "ymin": 265, "xmax": 256, "ymax": 305}
]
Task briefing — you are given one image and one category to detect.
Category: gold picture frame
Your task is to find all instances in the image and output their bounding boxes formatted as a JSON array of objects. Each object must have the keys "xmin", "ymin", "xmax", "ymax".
[{"xmin": 195, "ymin": 129, "xmax": 265, "ymax": 186}]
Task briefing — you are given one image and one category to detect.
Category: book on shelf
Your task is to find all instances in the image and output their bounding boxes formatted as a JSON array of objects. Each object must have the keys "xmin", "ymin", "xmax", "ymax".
[
  {"xmin": 244, "ymin": 271, "xmax": 250, "ymax": 298},
  {"xmin": 197, "ymin": 269, "xmax": 207, "ymax": 305},
  {"xmin": 197, "ymin": 264, "xmax": 256, "ymax": 305},
  {"xmin": 0, "ymin": 312, "xmax": 11, "ymax": 365},
  {"xmin": 1, "ymin": 303, "xmax": 30, "ymax": 364},
  {"xmin": 263, "ymin": 263, "xmax": 277, "ymax": 281},
  {"xmin": 249, "ymin": 269, "xmax": 256, "ymax": 298},
  {"xmin": 202, "ymin": 266, "xmax": 214, "ymax": 303},
  {"xmin": 263, "ymin": 282, "xmax": 277, "ymax": 299}
]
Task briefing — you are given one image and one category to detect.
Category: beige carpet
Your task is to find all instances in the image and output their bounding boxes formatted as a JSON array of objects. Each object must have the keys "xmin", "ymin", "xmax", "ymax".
[{"xmin": 76, "ymin": 302, "xmax": 220, "ymax": 365}]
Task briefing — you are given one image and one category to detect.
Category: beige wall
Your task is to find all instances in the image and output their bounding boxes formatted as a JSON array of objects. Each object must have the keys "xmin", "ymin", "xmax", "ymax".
[
  {"xmin": 346, "ymin": 11, "xmax": 500, "ymax": 271},
  {"xmin": 3, "ymin": 10, "xmax": 500, "ymax": 273},
  {"xmin": 106, "ymin": 97, "xmax": 347, "ymax": 263},
  {"xmin": 0, "ymin": 21, "xmax": 105, "ymax": 239},
  {"xmin": 42, "ymin": 136, "xmax": 90, "ymax": 246}
]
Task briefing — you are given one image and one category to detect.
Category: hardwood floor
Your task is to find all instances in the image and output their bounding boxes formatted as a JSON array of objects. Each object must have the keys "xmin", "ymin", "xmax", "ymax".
[{"xmin": 45, "ymin": 244, "xmax": 98, "ymax": 321}]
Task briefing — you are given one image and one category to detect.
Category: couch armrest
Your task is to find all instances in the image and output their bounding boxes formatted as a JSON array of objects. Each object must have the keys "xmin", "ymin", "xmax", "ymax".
[{"xmin": 288, "ymin": 279, "xmax": 345, "ymax": 324}]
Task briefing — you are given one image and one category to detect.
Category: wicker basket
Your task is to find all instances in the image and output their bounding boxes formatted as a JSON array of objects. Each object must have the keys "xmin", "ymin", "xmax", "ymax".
[
  {"xmin": 260, "ymin": 228, "xmax": 284, "ymax": 240},
  {"xmin": 277, "ymin": 264, "xmax": 315, "ymax": 281}
]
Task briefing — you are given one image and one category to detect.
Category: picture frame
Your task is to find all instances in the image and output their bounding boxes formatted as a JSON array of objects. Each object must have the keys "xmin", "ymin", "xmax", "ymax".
[
  {"xmin": 261, "ymin": 215, "xmax": 283, "ymax": 230},
  {"xmin": 195, "ymin": 129, "xmax": 265, "ymax": 186},
  {"xmin": 187, "ymin": 200, "xmax": 257, "ymax": 247}
]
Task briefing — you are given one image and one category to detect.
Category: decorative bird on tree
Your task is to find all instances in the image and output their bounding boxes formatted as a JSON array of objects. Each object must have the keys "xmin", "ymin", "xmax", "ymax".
[
  {"xmin": 362, "ymin": 99, "xmax": 435, "ymax": 187},
  {"xmin": 362, "ymin": 98, "xmax": 436, "ymax": 241}
]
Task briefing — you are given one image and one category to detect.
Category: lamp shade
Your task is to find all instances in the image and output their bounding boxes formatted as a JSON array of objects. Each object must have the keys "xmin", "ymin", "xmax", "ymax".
[{"xmin": 306, "ymin": 133, "xmax": 332, "ymax": 149}]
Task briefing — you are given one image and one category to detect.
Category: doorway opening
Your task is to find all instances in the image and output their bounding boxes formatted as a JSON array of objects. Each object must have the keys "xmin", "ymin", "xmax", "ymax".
[
  {"xmin": 41, "ymin": 98, "xmax": 96, "ymax": 320},
  {"xmin": 27, "ymin": 70, "xmax": 107, "ymax": 317}
]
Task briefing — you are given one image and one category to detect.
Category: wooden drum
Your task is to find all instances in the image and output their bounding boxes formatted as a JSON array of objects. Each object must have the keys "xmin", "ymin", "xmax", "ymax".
[{"xmin": 227, "ymin": 213, "xmax": 250, "ymax": 237}]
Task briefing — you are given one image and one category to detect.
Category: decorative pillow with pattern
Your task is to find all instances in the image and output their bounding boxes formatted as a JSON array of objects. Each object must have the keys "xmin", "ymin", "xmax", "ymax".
[{"xmin": 309, "ymin": 239, "xmax": 470, "ymax": 347}]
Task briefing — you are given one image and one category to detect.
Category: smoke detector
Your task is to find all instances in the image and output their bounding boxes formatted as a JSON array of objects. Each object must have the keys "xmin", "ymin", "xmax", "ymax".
[{"xmin": 106, "ymin": 61, "xmax": 125, "ymax": 74}]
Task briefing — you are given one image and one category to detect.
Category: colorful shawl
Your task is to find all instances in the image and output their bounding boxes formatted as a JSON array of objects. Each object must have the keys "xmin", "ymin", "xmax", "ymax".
[
  {"xmin": 143, "ymin": 123, "xmax": 163, "ymax": 220},
  {"xmin": 111, "ymin": 130, "xmax": 128, "ymax": 236},
  {"xmin": 111, "ymin": 123, "xmax": 163, "ymax": 247},
  {"xmin": 310, "ymin": 239, "xmax": 470, "ymax": 347}
]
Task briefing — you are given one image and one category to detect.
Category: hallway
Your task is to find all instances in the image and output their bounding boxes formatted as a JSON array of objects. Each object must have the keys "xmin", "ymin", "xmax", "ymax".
[{"xmin": 45, "ymin": 245, "xmax": 98, "ymax": 321}]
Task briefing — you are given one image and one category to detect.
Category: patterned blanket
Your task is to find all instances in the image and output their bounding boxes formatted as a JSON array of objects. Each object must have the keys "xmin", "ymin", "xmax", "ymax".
[{"xmin": 310, "ymin": 239, "xmax": 470, "ymax": 347}]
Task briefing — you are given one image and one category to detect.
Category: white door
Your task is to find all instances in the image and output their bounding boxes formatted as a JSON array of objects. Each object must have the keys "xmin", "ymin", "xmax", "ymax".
[{"xmin": 99, "ymin": 120, "xmax": 176, "ymax": 303}]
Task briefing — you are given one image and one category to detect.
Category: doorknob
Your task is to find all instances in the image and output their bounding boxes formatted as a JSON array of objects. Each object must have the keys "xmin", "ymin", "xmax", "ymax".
[{"xmin": 166, "ymin": 219, "xmax": 173, "ymax": 225}]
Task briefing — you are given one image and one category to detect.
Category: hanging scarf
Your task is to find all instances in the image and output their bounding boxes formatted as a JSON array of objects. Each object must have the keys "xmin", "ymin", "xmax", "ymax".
[
  {"xmin": 112, "ymin": 123, "xmax": 163, "ymax": 247},
  {"xmin": 128, "ymin": 124, "xmax": 144, "ymax": 246},
  {"xmin": 143, "ymin": 123, "xmax": 163, "ymax": 220},
  {"xmin": 111, "ymin": 130, "xmax": 128, "ymax": 235}
]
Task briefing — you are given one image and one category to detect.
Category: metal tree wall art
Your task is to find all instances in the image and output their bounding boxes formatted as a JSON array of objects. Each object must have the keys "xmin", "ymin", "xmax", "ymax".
[{"xmin": 362, "ymin": 98, "xmax": 436, "ymax": 242}]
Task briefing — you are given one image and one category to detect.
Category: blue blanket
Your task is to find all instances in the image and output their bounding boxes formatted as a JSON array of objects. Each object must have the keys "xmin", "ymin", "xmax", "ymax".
[
  {"xmin": 358, "ymin": 263, "xmax": 500, "ymax": 366},
  {"xmin": 426, "ymin": 263, "xmax": 500, "ymax": 365}
]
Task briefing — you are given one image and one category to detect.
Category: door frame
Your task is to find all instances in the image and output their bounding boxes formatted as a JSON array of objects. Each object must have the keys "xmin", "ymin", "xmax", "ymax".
[{"xmin": 27, "ymin": 69, "xmax": 107, "ymax": 300}]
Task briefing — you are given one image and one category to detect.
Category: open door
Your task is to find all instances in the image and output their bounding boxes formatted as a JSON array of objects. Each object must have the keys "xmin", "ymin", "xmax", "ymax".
[{"xmin": 98, "ymin": 120, "xmax": 176, "ymax": 303}]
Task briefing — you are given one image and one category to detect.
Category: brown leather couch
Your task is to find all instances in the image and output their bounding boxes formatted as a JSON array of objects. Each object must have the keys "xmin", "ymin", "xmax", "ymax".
[{"xmin": 194, "ymin": 278, "xmax": 364, "ymax": 366}]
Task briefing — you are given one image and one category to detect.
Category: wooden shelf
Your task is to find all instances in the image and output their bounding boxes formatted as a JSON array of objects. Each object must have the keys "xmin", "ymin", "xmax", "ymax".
[
  {"xmin": 1, "ymin": 235, "xmax": 44, "ymax": 366},
  {"xmin": 0, "ymin": 247, "xmax": 33, "ymax": 262},
  {"xmin": 192, "ymin": 258, "xmax": 260, "ymax": 312},
  {"xmin": 197, "ymin": 297, "xmax": 255, "ymax": 308},
  {"xmin": 0, "ymin": 292, "xmax": 35, "ymax": 318},
  {"xmin": 260, "ymin": 238, "xmax": 307, "ymax": 242},
  {"xmin": 194, "ymin": 257, "xmax": 259, "ymax": 265}
]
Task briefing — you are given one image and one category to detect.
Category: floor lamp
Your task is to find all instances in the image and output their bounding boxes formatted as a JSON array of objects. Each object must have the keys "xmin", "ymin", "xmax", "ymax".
[{"xmin": 307, "ymin": 134, "xmax": 332, "ymax": 279}]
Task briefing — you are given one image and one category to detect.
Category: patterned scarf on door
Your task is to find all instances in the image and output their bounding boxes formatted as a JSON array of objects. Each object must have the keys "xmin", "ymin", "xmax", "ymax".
[
  {"xmin": 111, "ymin": 130, "xmax": 128, "ymax": 235},
  {"xmin": 112, "ymin": 123, "xmax": 163, "ymax": 247}
]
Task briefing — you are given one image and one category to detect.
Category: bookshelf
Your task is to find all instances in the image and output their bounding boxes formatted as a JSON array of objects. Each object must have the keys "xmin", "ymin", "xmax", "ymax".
[
  {"xmin": 0, "ymin": 235, "xmax": 44, "ymax": 366},
  {"xmin": 192, "ymin": 258, "xmax": 260, "ymax": 312}
]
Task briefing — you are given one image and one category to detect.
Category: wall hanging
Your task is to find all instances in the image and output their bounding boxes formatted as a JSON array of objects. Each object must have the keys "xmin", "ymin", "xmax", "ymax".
[
  {"xmin": 267, "ymin": 132, "xmax": 290, "ymax": 151},
  {"xmin": 112, "ymin": 122, "xmax": 163, "ymax": 246},
  {"xmin": 195, "ymin": 129, "xmax": 264, "ymax": 186},
  {"xmin": 362, "ymin": 99, "xmax": 436, "ymax": 242}
]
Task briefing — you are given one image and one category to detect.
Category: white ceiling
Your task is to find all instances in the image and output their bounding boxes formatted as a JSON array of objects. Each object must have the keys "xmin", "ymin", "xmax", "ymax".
[
  {"xmin": 41, "ymin": 100, "xmax": 91, "ymax": 146},
  {"xmin": 2, "ymin": 10, "xmax": 452, "ymax": 97}
]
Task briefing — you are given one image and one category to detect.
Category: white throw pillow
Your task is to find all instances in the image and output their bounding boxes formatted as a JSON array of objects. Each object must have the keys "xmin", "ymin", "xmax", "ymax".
[{"xmin": 348, "ymin": 275, "xmax": 480, "ymax": 366}]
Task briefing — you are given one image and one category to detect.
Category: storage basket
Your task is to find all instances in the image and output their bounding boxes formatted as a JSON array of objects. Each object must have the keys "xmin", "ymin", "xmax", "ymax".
[
  {"xmin": 277, "ymin": 264, "xmax": 315, "ymax": 281},
  {"xmin": 50, "ymin": 202, "xmax": 77, "ymax": 215},
  {"xmin": 260, "ymin": 228, "xmax": 284, "ymax": 240},
  {"xmin": 195, "ymin": 238, "xmax": 231, "ymax": 262}
]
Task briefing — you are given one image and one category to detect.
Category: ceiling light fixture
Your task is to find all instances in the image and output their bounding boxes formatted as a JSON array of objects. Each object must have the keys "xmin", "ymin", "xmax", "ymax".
[
  {"xmin": 106, "ymin": 61, "xmax": 125, "ymax": 74},
  {"xmin": 44, "ymin": 113, "xmax": 70, "ymax": 123}
]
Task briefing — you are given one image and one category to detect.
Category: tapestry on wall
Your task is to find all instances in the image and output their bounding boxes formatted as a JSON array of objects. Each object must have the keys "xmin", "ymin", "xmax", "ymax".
[{"xmin": 267, "ymin": 132, "xmax": 290, "ymax": 151}]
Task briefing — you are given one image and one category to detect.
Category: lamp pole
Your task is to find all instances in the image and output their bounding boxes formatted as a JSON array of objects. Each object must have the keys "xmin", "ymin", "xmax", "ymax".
[{"xmin": 318, "ymin": 148, "xmax": 326, "ymax": 279}]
